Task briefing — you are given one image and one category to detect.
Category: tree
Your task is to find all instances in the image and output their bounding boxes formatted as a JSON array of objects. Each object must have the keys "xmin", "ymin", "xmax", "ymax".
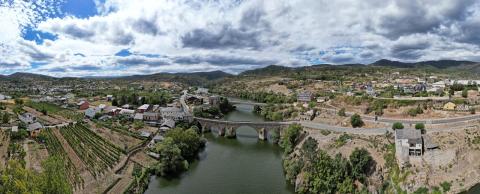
[
  {"xmin": 440, "ymin": 181, "xmax": 451, "ymax": 192},
  {"xmin": 0, "ymin": 160, "xmax": 41, "ymax": 194},
  {"xmin": 165, "ymin": 128, "xmax": 206, "ymax": 161},
  {"xmin": 301, "ymin": 137, "xmax": 318, "ymax": 158},
  {"xmin": 392, "ymin": 122, "xmax": 404, "ymax": 130},
  {"xmin": 111, "ymin": 98, "xmax": 118, "ymax": 106},
  {"xmin": 350, "ymin": 114, "xmax": 364, "ymax": 128},
  {"xmin": 1, "ymin": 112, "xmax": 7, "ymax": 124},
  {"xmin": 39, "ymin": 156, "xmax": 73, "ymax": 194},
  {"xmin": 415, "ymin": 123, "xmax": 426, "ymax": 134},
  {"xmin": 462, "ymin": 89, "xmax": 468, "ymax": 98},
  {"xmin": 153, "ymin": 137, "xmax": 187, "ymax": 176},
  {"xmin": 349, "ymin": 148, "xmax": 373, "ymax": 182},
  {"xmin": 338, "ymin": 108, "xmax": 346, "ymax": 117},
  {"xmin": 280, "ymin": 124, "xmax": 302, "ymax": 154}
]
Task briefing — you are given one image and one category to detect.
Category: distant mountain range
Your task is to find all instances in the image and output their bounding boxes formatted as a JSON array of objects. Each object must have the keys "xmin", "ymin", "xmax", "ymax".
[{"xmin": 2, "ymin": 59, "xmax": 480, "ymax": 82}]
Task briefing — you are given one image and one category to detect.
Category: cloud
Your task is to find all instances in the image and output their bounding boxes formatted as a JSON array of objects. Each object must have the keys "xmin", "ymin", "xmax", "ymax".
[{"xmin": 2, "ymin": 0, "xmax": 480, "ymax": 76}]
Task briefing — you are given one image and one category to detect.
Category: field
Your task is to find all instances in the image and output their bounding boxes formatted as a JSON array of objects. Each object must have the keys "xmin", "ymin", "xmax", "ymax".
[
  {"xmin": 58, "ymin": 123, "xmax": 125, "ymax": 178},
  {"xmin": 26, "ymin": 101, "xmax": 83, "ymax": 121},
  {"xmin": 41, "ymin": 128, "xmax": 84, "ymax": 187}
]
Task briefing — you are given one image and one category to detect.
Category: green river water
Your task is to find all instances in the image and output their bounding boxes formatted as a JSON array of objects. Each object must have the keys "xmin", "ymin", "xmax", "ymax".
[{"xmin": 144, "ymin": 103, "xmax": 294, "ymax": 194}]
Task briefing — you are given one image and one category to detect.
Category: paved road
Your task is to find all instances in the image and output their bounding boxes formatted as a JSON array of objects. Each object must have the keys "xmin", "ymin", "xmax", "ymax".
[{"xmin": 318, "ymin": 107, "xmax": 480, "ymax": 125}]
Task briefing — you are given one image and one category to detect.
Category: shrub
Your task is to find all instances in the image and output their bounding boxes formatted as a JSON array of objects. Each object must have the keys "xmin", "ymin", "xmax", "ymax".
[
  {"xmin": 350, "ymin": 114, "xmax": 364, "ymax": 128},
  {"xmin": 338, "ymin": 108, "xmax": 346, "ymax": 117},
  {"xmin": 392, "ymin": 122, "xmax": 404, "ymax": 130},
  {"xmin": 440, "ymin": 181, "xmax": 451, "ymax": 192},
  {"xmin": 415, "ymin": 123, "xmax": 426, "ymax": 134}
]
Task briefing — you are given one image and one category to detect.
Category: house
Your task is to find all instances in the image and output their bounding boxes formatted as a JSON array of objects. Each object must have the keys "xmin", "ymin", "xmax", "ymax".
[
  {"xmin": 456, "ymin": 104, "xmax": 471, "ymax": 111},
  {"xmin": 122, "ymin": 104, "xmax": 132, "ymax": 109},
  {"xmin": 27, "ymin": 122, "xmax": 43, "ymax": 137},
  {"xmin": 11, "ymin": 126, "xmax": 18, "ymax": 133},
  {"xmin": 159, "ymin": 119, "xmax": 175, "ymax": 132},
  {"xmin": 143, "ymin": 112, "xmax": 160, "ymax": 121},
  {"xmin": 106, "ymin": 95, "xmax": 113, "ymax": 101},
  {"xmin": 140, "ymin": 131, "xmax": 152, "ymax": 138},
  {"xmin": 85, "ymin": 107, "xmax": 101, "ymax": 119},
  {"xmin": 104, "ymin": 106, "xmax": 120, "ymax": 116},
  {"xmin": 297, "ymin": 91, "xmax": 313, "ymax": 103},
  {"xmin": 148, "ymin": 134, "xmax": 165, "ymax": 148},
  {"xmin": 196, "ymin": 87, "xmax": 209, "ymax": 95},
  {"xmin": 77, "ymin": 101, "xmax": 90, "ymax": 110},
  {"xmin": 134, "ymin": 113, "xmax": 144, "ymax": 120},
  {"xmin": 137, "ymin": 104, "xmax": 150, "ymax": 113},
  {"xmin": 160, "ymin": 107, "xmax": 187, "ymax": 121},
  {"xmin": 316, "ymin": 96, "xmax": 328, "ymax": 103},
  {"xmin": 18, "ymin": 113, "xmax": 36, "ymax": 124},
  {"xmin": 443, "ymin": 102, "xmax": 456, "ymax": 110},
  {"xmin": 366, "ymin": 85, "xmax": 376, "ymax": 96},
  {"xmin": 395, "ymin": 129, "xmax": 423, "ymax": 166},
  {"xmin": 208, "ymin": 96, "xmax": 221, "ymax": 106},
  {"xmin": 98, "ymin": 104, "xmax": 106, "ymax": 110},
  {"xmin": 98, "ymin": 115, "xmax": 112, "ymax": 121},
  {"xmin": 432, "ymin": 81, "xmax": 446, "ymax": 89},
  {"xmin": 120, "ymin": 109, "xmax": 135, "ymax": 117}
]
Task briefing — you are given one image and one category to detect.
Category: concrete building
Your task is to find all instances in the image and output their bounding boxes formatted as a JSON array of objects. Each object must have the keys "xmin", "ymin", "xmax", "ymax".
[
  {"xmin": 395, "ymin": 129, "xmax": 423, "ymax": 166},
  {"xmin": 297, "ymin": 91, "xmax": 313, "ymax": 103}
]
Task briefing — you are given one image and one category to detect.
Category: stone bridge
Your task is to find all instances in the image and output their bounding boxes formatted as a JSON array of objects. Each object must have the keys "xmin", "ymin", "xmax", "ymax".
[
  {"xmin": 194, "ymin": 117, "xmax": 294, "ymax": 140},
  {"xmin": 228, "ymin": 100, "xmax": 267, "ymax": 106}
]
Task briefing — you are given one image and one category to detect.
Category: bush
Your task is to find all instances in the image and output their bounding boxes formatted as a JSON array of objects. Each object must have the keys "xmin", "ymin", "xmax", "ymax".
[
  {"xmin": 440, "ymin": 181, "xmax": 451, "ymax": 192},
  {"xmin": 338, "ymin": 108, "xmax": 346, "ymax": 117},
  {"xmin": 392, "ymin": 122, "xmax": 404, "ymax": 130},
  {"xmin": 350, "ymin": 114, "xmax": 364, "ymax": 128},
  {"xmin": 415, "ymin": 123, "xmax": 425, "ymax": 134}
]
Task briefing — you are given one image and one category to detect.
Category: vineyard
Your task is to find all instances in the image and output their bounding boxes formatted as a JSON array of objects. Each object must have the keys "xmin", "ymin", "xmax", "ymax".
[
  {"xmin": 59, "ymin": 123, "xmax": 125, "ymax": 178},
  {"xmin": 40, "ymin": 128, "xmax": 84, "ymax": 187},
  {"xmin": 26, "ymin": 101, "xmax": 83, "ymax": 121}
]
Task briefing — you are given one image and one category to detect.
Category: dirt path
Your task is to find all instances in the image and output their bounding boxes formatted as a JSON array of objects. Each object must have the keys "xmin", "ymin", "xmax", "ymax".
[
  {"xmin": 23, "ymin": 142, "xmax": 30, "ymax": 169},
  {"xmin": 107, "ymin": 162, "xmax": 135, "ymax": 194}
]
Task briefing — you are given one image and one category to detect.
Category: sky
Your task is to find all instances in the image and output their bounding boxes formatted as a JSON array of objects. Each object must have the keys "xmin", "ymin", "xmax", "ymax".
[{"xmin": 1, "ymin": 0, "xmax": 480, "ymax": 77}]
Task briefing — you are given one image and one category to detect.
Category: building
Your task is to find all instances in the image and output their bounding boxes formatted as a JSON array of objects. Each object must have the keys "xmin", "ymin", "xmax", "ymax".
[
  {"xmin": 85, "ymin": 107, "xmax": 101, "ymax": 119},
  {"xmin": 160, "ymin": 107, "xmax": 188, "ymax": 121},
  {"xmin": 208, "ymin": 96, "xmax": 221, "ymax": 106},
  {"xmin": 18, "ymin": 113, "xmax": 36, "ymax": 124},
  {"xmin": 120, "ymin": 109, "xmax": 135, "ymax": 117},
  {"xmin": 134, "ymin": 113, "xmax": 144, "ymax": 120},
  {"xmin": 297, "ymin": 91, "xmax": 313, "ymax": 103},
  {"xmin": 395, "ymin": 129, "xmax": 423, "ymax": 166},
  {"xmin": 27, "ymin": 122, "xmax": 43, "ymax": 137},
  {"xmin": 443, "ymin": 102, "xmax": 456, "ymax": 110},
  {"xmin": 159, "ymin": 119, "xmax": 175, "ymax": 132},
  {"xmin": 106, "ymin": 95, "xmax": 113, "ymax": 101},
  {"xmin": 77, "ymin": 101, "xmax": 90, "ymax": 110},
  {"xmin": 137, "ymin": 104, "xmax": 150, "ymax": 113},
  {"xmin": 143, "ymin": 112, "xmax": 160, "ymax": 121}
]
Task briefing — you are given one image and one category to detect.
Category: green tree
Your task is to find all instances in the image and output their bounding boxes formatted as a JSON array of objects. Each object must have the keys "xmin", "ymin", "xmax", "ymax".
[
  {"xmin": 0, "ymin": 112, "xmax": 6, "ymax": 123},
  {"xmin": 440, "ymin": 181, "xmax": 451, "ymax": 192},
  {"xmin": 349, "ymin": 148, "xmax": 373, "ymax": 182},
  {"xmin": 392, "ymin": 122, "xmax": 404, "ymax": 130},
  {"xmin": 39, "ymin": 156, "xmax": 73, "ymax": 194},
  {"xmin": 280, "ymin": 124, "xmax": 302, "ymax": 154},
  {"xmin": 301, "ymin": 137, "xmax": 318, "ymax": 159},
  {"xmin": 0, "ymin": 160, "xmax": 41, "ymax": 194},
  {"xmin": 338, "ymin": 108, "xmax": 346, "ymax": 117},
  {"xmin": 350, "ymin": 114, "xmax": 364, "ymax": 128},
  {"xmin": 415, "ymin": 123, "xmax": 426, "ymax": 134},
  {"xmin": 165, "ymin": 128, "xmax": 206, "ymax": 161},
  {"xmin": 152, "ymin": 137, "xmax": 187, "ymax": 176},
  {"xmin": 462, "ymin": 89, "xmax": 468, "ymax": 98}
]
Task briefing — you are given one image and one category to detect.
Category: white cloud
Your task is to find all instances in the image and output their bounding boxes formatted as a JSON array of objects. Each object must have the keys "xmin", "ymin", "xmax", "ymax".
[{"xmin": 1, "ymin": 0, "xmax": 480, "ymax": 76}]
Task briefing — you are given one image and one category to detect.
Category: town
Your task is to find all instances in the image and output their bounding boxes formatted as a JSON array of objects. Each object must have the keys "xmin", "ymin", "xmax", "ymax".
[{"xmin": 0, "ymin": 62, "xmax": 480, "ymax": 193}]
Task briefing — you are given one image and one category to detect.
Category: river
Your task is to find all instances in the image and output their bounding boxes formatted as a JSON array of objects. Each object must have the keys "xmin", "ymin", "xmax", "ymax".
[{"xmin": 144, "ymin": 103, "xmax": 294, "ymax": 194}]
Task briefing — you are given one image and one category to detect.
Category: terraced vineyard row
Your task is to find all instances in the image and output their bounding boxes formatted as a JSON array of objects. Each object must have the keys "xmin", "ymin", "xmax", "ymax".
[
  {"xmin": 41, "ymin": 128, "xmax": 84, "ymax": 187},
  {"xmin": 59, "ymin": 123, "xmax": 124, "ymax": 178}
]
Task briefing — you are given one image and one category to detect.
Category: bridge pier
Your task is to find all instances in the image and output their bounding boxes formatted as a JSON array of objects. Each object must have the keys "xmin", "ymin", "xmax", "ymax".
[
  {"xmin": 218, "ymin": 127, "xmax": 225, "ymax": 136},
  {"xmin": 258, "ymin": 128, "xmax": 267, "ymax": 141},
  {"xmin": 225, "ymin": 127, "xmax": 236, "ymax": 138}
]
